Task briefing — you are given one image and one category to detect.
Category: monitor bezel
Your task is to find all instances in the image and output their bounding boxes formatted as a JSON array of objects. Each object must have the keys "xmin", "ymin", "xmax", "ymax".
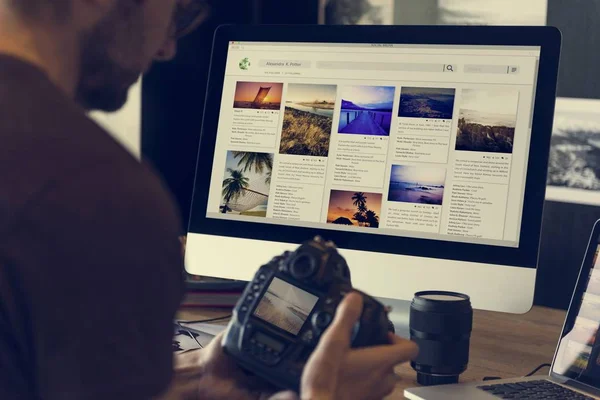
[{"xmin": 187, "ymin": 24, "xmax": 561, "ymax": 270}]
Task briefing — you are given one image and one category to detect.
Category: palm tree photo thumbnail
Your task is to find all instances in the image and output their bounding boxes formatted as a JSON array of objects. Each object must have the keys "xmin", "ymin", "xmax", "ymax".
[
  {"xmin": 221, "ymin": 151, "xmax": 273, "ymax": 217},
  {"xmin": 327, "ymin": 190, "xmax": 382, "ymax": 228}
]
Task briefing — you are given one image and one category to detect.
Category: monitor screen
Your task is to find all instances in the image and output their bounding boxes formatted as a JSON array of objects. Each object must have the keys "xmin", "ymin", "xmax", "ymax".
[
  {"xmin": 204, "ymin": 41, "xmax": 541, "ymax": 249},
  {"xmin": 253, "ymin": 277, "xmax": 319, "ymax": 335},
  {"xmin": 553, "ymin": 240, "xmax": 600, "ymax": 387}
]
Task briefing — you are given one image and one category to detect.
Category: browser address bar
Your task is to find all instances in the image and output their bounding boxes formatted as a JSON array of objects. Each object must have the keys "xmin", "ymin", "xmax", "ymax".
[{"xmin": 316, "ymin": 61, "xmax": 453, "ymax": 73}]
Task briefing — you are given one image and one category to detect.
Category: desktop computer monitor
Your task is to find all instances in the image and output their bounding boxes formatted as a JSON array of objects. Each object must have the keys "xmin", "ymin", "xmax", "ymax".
[{"xmin": 184, "ymin": 25, "xmax": 561, "ymax": 315}]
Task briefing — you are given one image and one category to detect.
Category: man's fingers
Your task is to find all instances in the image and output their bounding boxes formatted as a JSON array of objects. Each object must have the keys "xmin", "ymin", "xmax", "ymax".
[
  {"xmin": 388, "ymin": 333, "xmax": 419, "ymax": 360},
  {"xmin": 345, "ymin": 337, "xmax": 418, "ymax": 369},
  {"xmin": 203, "ymin": 331, "xmax": 226, "ymax": 360},
  {"xmin": 329, "ymin": 292, "xmax": 363, "ymax": 332},
  {"xmin": 266, "ymin": 391, "xmax": 300, "ymax": 400},
  {"xmin": 316, "ymin": 292, "xmax": 363, "ymax": 358},
  {"xmin": 301, "ymin": 292, "xmax": 364, "ymax": 398},
  {"xmin": 374, "ymin": 372, "xmax": 402, "ymax": 400}
]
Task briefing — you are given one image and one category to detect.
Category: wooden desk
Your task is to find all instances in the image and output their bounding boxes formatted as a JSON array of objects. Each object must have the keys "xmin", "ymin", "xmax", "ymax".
[{"xmin": 177, "ymin": 306, "xmax": 566, "ymax": 399}]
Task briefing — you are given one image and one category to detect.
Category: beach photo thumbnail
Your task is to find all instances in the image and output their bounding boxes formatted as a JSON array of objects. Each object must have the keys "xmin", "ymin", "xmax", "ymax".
[
  {"xmin": 338, "ymin": 85, "xmax": 395, "ymax": 136},
  {"xmin": 327, "ymin": 190, "xmax": 382, "ymax": 228},
  {"xmin": 220, "ymin": 151, "xmax": 273, "ymax": 217},
  {"xmin": 388, "ymin": 165, "xmax": 446, "ymax": 205},
  {"xmin": 399, "ymin": 87, "xmax": 456, "ymax": 119},
  {"xmin": 279, "ymin": 83, "xmax": 337, "ymax": 157},
  {"xmin": 456, "ymin": 88, "xmax": 520, "ymax": 153},
  {"xmin": 233, "ymin": 81, "xmax": 283, "ymax": 110}
]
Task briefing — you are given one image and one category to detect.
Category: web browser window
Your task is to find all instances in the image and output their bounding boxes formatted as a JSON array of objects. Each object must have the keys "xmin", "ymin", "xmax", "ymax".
[{"xmin": 205, "ymin": 42, "xmax": 541, "ymax": 248}]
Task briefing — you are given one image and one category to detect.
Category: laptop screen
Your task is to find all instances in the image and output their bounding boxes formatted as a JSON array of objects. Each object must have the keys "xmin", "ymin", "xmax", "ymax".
[
  {"xmin": 553, "ymin": 236, "xmax": 600, "ymax": 387},
  {"xmin": 203, "ymin": 41, "xmax": 541, "ymax": 249}
]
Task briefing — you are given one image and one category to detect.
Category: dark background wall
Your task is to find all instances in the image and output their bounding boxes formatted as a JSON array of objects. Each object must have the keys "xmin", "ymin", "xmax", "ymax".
[
  {"xmin": 142, "ymin": 0, "xmax": 321, "ymax": 233},
  {"xmin": 534, "ymin": 0, "xmax": 600, "ymax": 309},
  {"xmin": 142, "ymin": 0, "xmax": 600, "ymax": 310},
  {"xmin": 142, "ymin": 0, "xmax": 257, "ymax": 230}
]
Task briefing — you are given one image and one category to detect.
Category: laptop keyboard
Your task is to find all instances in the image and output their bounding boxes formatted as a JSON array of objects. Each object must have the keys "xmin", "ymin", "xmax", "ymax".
[{"xmin": 477, "ymin": 379, "xmax": 594, "ymax": 399}]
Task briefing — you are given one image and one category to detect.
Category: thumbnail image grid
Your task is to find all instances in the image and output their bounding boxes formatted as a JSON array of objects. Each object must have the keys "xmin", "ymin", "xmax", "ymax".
[
  {"xmin": 388, "ymin": 165, "xmax": 446, "ymax": 205},
  {"xmin": 254, "ymin": 277, "xmax": 319, "ymax": 335},
  {"xmin": 338, "ymin": 86, "xmax": 395, "ymax": 136},
  {"xmin": 233, "ymin": 82, "xmax": 283, "ymax": 110},
  {"xmin": 279, "ymin": 83, "xmax": 337, "ymax": 157},
  {"xmin": 220, "ymin": 151, "xmax": 273, "ymax": 217},
  {"xmin": 327, "ymin": 190, "xmax": 382, "ymax": 228},
  {"xmin": 456, "ymin": 88, "xmax": 520, "ymax": 154},
  {"xmin": 398, "ymin": 87, "xmax": 456, "ymax": 120}
]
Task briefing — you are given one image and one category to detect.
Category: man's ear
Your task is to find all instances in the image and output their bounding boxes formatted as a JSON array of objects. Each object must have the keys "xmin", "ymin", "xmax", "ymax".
[{"xmin": 174, "ymin": 0, "xmax": 212, "ymax": 39}]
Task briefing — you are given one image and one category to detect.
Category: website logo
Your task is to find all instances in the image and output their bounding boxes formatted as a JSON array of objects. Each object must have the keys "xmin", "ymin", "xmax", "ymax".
[{"xmin": 239, "ymin": 57, "xmax": 251, "ymax": 71}]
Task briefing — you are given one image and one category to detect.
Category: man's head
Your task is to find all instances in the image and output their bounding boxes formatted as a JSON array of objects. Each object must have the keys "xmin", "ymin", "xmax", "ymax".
[{"xmin": 8, "ymin": 0, "xmax": 209, "ymax": 112}]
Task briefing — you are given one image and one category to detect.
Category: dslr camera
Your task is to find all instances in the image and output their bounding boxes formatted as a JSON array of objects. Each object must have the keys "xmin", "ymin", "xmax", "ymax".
[{"xmin": 222, "ymin": 237, "xmax": 392, "ymax": 391}]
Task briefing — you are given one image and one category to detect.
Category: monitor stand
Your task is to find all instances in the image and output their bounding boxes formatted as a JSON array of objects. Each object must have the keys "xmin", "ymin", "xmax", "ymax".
[{"xmin": 377, "ymin": 297, "xmax": 411, "ymax": 339}]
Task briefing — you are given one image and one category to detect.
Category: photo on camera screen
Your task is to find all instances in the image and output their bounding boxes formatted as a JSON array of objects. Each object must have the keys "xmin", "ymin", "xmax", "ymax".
[{"xmin": 254, "ymin": 278, "xmax": 319, "ymax": 335}]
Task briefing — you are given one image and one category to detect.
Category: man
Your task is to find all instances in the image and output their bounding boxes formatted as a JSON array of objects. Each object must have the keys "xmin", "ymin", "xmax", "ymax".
[{"xmin": 0, "ymin": 1, "xmax": 417, "ymax": 399}]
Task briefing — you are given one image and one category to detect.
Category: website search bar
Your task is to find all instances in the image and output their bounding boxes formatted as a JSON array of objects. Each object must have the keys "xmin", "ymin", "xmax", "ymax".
[
  {"xmin": 464, "ymin": 64, "xmax": 520, "ymax": 74},
  {"xmin": 316, "ymin": 61, "xmax": 452, "ymax": 73}
]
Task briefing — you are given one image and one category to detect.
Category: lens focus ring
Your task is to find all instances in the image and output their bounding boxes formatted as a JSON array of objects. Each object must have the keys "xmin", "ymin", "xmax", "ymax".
[{"xmin": 409, "ymin": 309, "xmax": 472, "ymax": 335}]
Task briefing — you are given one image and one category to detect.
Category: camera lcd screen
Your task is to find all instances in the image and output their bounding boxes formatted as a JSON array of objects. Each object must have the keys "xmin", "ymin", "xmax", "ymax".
[{"xmin": 254, "ymin": 277, "xmax": 319, "ymax": 335}]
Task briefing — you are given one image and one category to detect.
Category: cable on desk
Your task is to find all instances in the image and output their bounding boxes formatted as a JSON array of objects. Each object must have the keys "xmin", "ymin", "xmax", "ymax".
[
  {"xmin": 482, "ymin": 363, "xmax": 552, "ymax": 382},
  {"xmin": 174, "ymin": 315, "xmax": 232, "ymax": 350},
  {"xmin": 177, "ymin": 314, "xmax": 232, "ymax": 324},
  {"xmin": 176, "ymin": 321, "xmax": 204, "ymax": 349},
  {"xmin": 525, "ymin": 363, "xmax": 551, "ymax": 377}
]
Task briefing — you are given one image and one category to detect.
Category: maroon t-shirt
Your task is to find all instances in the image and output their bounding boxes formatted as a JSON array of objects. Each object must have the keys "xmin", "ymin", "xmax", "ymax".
[{"xmin": 0, "ymin": 55, "xmax": 185, "ymax": 399}]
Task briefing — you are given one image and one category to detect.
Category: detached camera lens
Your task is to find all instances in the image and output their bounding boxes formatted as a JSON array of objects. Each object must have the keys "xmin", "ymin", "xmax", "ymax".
[
  {"xmin": 290, "ymin": 253, "xmax": 316, "ymax": 279},
  {"xmin": 409, "ymin": 291, "xmax": 473, "ymax": 386}
]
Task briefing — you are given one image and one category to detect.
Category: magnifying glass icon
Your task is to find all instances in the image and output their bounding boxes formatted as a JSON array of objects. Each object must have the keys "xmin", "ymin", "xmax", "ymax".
[{"xmin": 446, "ymin": 64, "xmax": 454, "ymax": 72}]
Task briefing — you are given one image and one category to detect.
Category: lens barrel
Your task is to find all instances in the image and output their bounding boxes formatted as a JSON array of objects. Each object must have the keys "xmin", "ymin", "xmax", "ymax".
[{"xmin": 409, "ymin": 291, "xmax": 473, "ymax": 386}]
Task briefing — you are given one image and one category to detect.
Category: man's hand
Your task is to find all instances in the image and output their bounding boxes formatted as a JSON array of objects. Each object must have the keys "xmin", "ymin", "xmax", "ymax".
[
  {"xmin": 300, "ymin": 292, "xmax": 418, "ymax": 400},
  {"xmin": 161, "ymin": 293, "xmax": 416, "ymax": 400},
  {"xmin": 158, "ymin": 330, "xmax": 276, "ymax": 400}
]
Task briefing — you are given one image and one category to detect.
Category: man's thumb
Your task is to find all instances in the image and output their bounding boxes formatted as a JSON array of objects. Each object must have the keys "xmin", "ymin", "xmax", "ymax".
[{"xmin": 300, "ymin": 292, "xmax": 363, "ymax": 399}]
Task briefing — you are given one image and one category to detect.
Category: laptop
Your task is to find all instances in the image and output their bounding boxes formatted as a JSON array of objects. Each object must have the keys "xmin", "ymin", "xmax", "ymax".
[{"xmin": 405, "ymin": 220, "xmax": 600, "ymax": 399}]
